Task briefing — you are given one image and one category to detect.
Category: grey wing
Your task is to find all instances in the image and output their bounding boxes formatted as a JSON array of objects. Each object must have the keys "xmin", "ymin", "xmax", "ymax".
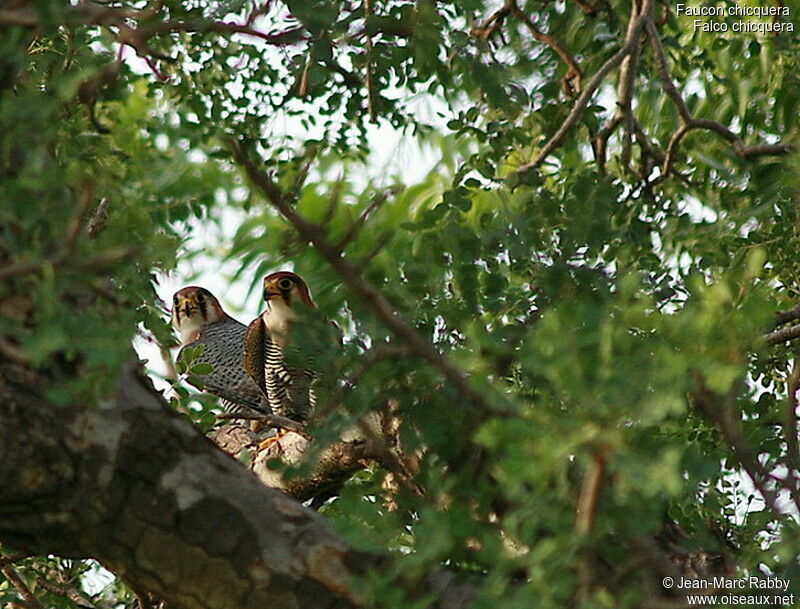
[{"xmin": 179, "ymin": 320, "xmax": 269, "ymax": 415}]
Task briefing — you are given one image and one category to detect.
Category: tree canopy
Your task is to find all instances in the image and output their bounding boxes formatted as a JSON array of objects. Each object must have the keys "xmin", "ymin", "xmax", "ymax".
[{"xmin": 1, "ymin": 1, "xmax": 799, "ymax": 608}]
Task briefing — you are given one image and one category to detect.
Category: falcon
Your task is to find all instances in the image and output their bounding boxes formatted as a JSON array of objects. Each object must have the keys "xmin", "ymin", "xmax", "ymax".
[
  {"xmin": 171, "ymin": 286, "xmax": 270, "ymax": 417},
  {"xmin": 244, "ymin": 271, "xmax": 338, "ymax": 429}
]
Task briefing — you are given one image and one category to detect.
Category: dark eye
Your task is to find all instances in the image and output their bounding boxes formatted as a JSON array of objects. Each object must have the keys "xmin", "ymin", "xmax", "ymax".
[
  {"xmin": 196, "ymin": 291, "xmax": 206, "ymax": 303},
  {"xmin": 278, "ymin": 278, "xmax": 293, "ymax": 290},
  {"xmin": 173, "ymin": 296, "xmax": 180, "ymax": 306}
]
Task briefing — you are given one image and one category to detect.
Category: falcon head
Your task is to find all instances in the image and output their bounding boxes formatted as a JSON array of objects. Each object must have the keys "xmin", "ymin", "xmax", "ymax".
[
  {"xmin": 171, "ymin": 286, "xmax": 229, "ymax": 345},
  {"xmin": 262, "ymin": 271, "xmax": 316, "ymax": 310},
  {"xmin": 259, "ymin": 272, "xmax": 315, "ymax": 343}
]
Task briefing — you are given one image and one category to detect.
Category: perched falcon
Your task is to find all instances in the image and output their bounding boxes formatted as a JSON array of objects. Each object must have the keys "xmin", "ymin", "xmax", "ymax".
[
  {"xmin": 243, "ymin": 272, "xmax": 338, "ymax": 427},
  {"xmin": 171, "ymin": 286, "xmax": 270, "ymax": 417}
]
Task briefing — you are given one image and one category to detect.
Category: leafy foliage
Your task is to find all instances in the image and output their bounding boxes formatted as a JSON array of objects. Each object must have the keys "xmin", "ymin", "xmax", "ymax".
[{"xmin": 1, "ymin": 0, "xmax": 799, "ymax": 608}]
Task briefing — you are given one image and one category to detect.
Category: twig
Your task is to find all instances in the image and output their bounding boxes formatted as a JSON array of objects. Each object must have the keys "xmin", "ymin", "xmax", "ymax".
[
  {"xmin": 470, "ymin": 0, "xmax": 515, "ymax": 40},
  {"xmin": 593, "ymin": 114, "xmax": 623, "ymax": 172},
  {"xmin": 592, "ymin": 0, "xmax": 642, "ymax": 171},
  {"xmin": 646, "ymin": 18, "xmax": 795, "ymax": 176},
  {"xmin": 471, "ymin": 2, "xmax": 581, "ymax": 97},
  {"xmin": 690, "ymin": 374, "xmax": 784, "ymax": 516},
  {"xmin": 363, "ymin": 0, "xmax": 378, "ymax": 123},
  {"xmin": 0, "ymin": 194, "xmax": 95, "ymax": 281},
  {"xmin": 511, "ymin": 6, "xmax": 582, "ymax": 97},
  {"xmin": 575, "ymin": 449, "xmax": 607, "ymax": 604},
  {"xmin": 0, "ymin": 565, "xmax": 45, "ymax": 609},
  {"xmin": 617, "ymin": 0, "xmax": 642, "ymax": 168},
  {"xmin": 515, "ymin": 0, "xmax": 654, "ymax": 174},
  {"xmin": 358, "ymin": 231, "xmax": 393, "ymax": 266},
  {"xmin": 140, "ymin": 21, "xmax": 306, "ymax": 47},
  {"xmin": 86, "ymin": 198, "xmax": 110, "ymax": 238},
  {"xmin": 575, "ymin": 451, "xmax": 605, "ymax": 535},
  {"xmin": 312, "ymin": 344, "xmax": 409, "ymax": 423},
  {"xmin": 335, "ymin": 189, "xmax": 396, "ymax": 251}
]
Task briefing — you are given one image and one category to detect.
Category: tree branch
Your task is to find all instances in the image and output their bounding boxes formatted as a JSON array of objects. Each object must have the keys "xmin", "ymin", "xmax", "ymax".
[
  {"xmin": 228, "ymin": 140, "xmax": 500, "ymax": 418},
  {"xmin": 774, "ymin": 303, "xmax": 800, "ymax": 327},
  {"xmin": 515, "ymin": 0, "xmax": 654, "ymax": 174},
  {"xmin": 511, "ymin": 6, "xmax": 582, "ymax": 97},
  {"xmin": 0, "ymin": 359, "xmax": 479, "ymax": 609},
  {"xmin": 783, "ymin": 358, "xmax": 800, "ymax": 509},
  {"xmin": 689, "ymin": 374, "xmax": 788, "ymax": 515},
  {"xmin": 0, "ymin": 564, "xmax": 44, "ymax": 609},
  {"xmin": 214, "ymin": 411, "xmax": 309, "ymax": 435},
  {"xmin": 763, "ymin": 323, "xmax": 800, "ymax": 346},
  {"xmin": 645, "ymin": 18, "xmax": 796, "ymax": 174}
]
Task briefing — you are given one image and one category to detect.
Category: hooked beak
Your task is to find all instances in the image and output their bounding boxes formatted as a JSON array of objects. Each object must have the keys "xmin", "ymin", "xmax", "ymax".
[
  {"xmin": 263, "ymin": 281, "xmax": 281, "ymax": 300},
  {"xmin": 176, "ymin": 298, "xmax": 194, "ymax": 319}
]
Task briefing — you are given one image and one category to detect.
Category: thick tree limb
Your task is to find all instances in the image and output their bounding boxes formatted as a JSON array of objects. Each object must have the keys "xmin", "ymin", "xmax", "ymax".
[
  {"xmin": 0, "ymin": 362, "xmax": 362, "ymax": 609},
  {"xmin": 0, "ymin": 360, "xmax": 478, "ymax": 609},
  {"xmin": 209, "ymin": 422, "xmax": 383, "ymax": 502}
]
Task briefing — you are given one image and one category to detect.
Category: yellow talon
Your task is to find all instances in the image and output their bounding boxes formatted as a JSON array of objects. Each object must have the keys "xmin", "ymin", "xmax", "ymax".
[{"xmin": 257, "ymin": 428, "xmax": 289, "ymax": 451}]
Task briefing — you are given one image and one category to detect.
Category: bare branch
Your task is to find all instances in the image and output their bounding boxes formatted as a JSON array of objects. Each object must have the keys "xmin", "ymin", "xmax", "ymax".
[
  {"xmin": 516, "ymin": 0, "xmax": 654, "ymax": 174},
  {"xmin": 593, "ymin": 0, "xmax": 643, "ymax": 171},
  {"xmin": 690, "ymin": 375, "xmax": 786, "ymax": 515},
  {"xmin": 0, "ymin": 565, "xmax": 44, "ymax": 609},
  {"xmin": 763, "ymin": 323, "xmax": 800, "ymax": 346},
  {"xmin": 646, "ymin": 18, "xmax": 796, "ymax": 174},
  {"xmin": 511, "ymin": 6, "xmax": 582, "ymax": 97},
  {"xmin": 471, "ymin": 2, "xmax": 581, "ymax": 97},
  {"xmin": 469, "ymin": 0, "xmax": 515, "ymax": 40}
]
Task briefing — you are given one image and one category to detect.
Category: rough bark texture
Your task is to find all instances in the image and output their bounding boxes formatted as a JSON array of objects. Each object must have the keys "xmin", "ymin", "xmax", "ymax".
[
  {"xmin": 0, "ymin": 361, "xmax": 367, "ymax": 609},
  {"xmin": 210, "ymin": 416, "xmax": 384, "ymax": 502}
]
